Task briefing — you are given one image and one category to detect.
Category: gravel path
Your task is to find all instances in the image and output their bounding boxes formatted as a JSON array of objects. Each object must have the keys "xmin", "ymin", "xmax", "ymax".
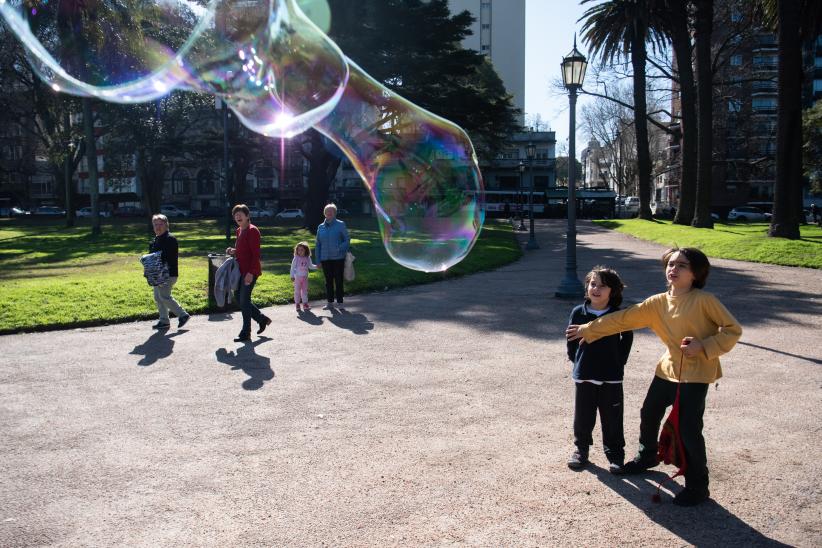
[{"xmin": 1, "ymin": 220, "xmax": 820, "ymax": 547}]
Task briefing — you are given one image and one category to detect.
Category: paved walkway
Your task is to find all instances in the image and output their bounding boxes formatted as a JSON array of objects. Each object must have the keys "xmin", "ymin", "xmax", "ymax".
[{"xmin": 1, "ymin": 220, "xmax": 820, "ymax": 546}]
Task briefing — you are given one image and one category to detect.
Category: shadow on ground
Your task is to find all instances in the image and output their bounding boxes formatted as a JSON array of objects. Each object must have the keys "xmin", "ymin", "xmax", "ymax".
[
  {"xmin": 351, "ymin": 221, "xmax": 822, "ymax": 347},
  {"xmin": 589, "ymin": 464, "xmax": 790, "ymax": 546},
  {"xmin": 215, "ymin": 337, "xmax": 275, "ymax": 390},
  {"xmin": 129, "ymin": 329, "xmax": 186, "ymax": 367}
]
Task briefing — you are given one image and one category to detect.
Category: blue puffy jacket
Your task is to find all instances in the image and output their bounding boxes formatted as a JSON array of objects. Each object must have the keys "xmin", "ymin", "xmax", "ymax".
[{"xmin": 315, "ymin": 219, "xmax": 350, "ymax": 262}]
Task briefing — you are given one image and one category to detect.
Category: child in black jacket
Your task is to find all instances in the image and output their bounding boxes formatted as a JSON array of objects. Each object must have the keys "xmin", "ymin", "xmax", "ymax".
[{"xmin": 566, "ymin": 266, "xmax": 633, "ymax": 472}]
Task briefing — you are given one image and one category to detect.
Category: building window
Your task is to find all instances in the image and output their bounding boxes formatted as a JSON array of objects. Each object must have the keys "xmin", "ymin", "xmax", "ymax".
[
  {"xmin": 196, "ymin": 169, "xmax": 216, "ymax": 195},
  {"xmin": 814, "ymin": 80, "xmax": 822, "ymax": 93},
  {"xmin": 752, "ymin": 54, "xmax": 777, "ymax": 68},
  {"xmin": 481, "ymin": 24, "xmax": 490, "ymax": 29},
  {"xmin": 730, "ymin": 55, "xmax": 742, "ymax": 66},
  {"xmin": 172, "ymin": 169, "xmax": 191, "ymax": 195},
  {"xmin": 481, "ymin": 45, "xmax": 490, "ymax": 52},
  {"xmin": 752, "ymin": 97, "xmax": 777, "ymax": 113},
  {"xmin": 816, "ymin": 57, "xmax": 822, "ymax": 68}
]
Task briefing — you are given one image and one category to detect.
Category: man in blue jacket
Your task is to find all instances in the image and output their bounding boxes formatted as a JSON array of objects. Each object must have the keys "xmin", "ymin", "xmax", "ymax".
[{"xmin": 315, "ymin": 203, "xmax": 350, "ymax": 307}]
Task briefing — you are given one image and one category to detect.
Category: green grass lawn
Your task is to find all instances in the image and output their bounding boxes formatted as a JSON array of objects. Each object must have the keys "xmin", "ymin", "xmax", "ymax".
[
  {"xmin": 593, "ymin": 218, "xmax": 822, "ymax": 269},
  {"xmin": 0, "ymin": 217, "xmax": 521, "ymax": 333}
]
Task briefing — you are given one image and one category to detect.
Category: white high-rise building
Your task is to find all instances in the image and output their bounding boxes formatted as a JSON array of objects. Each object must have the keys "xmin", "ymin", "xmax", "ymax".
[{"xmin": 448, "ymin": 0, "xmax": 526, "ymax": 124}]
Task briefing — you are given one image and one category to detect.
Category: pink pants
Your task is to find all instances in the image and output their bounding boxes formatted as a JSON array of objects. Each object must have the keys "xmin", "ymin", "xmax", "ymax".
[{"xmin": 293, "ymin": 276, "xmax": 309, "ymax": 304}]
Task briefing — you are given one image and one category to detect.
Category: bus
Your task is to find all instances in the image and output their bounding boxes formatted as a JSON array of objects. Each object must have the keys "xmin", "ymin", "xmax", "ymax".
[{"xmin": 483, "ymin": 190, "xmax": 546, "ymax": 217}]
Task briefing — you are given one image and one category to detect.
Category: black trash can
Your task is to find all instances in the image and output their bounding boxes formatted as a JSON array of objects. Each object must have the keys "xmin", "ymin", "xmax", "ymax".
[{"xmin": 207, "ymin": 253, "xmax": 228, "ymax": 308}]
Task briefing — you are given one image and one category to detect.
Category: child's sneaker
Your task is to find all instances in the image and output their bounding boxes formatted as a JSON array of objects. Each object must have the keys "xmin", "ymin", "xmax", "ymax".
[
  {"xmin": 303, "ymin": 303, "xmax": 311, "ymax": 310},
  {"xmin": 295, "ymin": 304, "xmax": 301, "ymax": 311},
  {"xmin": 567, "ymin": 450, "xmax": 589, "ymax": 470}
]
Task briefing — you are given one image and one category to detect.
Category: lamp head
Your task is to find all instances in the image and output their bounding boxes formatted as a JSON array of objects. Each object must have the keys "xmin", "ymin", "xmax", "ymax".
[{"xmin": 561, "ymin": 35, "xmax": 587, "ymax": 89}]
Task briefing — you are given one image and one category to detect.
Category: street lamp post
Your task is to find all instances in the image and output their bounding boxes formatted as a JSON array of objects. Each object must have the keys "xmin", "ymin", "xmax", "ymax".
[
  {"xmin": 556, "ymin": 36, "xmax": 587, "ymax": 298},
  {"xmin": 517, "ymin": 160, "xmax": 526, "ymax": 231},
  {"xmin": 525, "ymin": 141, "xmax": 539, "ymax": 249}
]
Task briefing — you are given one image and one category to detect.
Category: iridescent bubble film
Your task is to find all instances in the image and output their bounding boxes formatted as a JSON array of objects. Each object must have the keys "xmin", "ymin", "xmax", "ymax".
[
  {"xmin": 1, "ymin": 0, "xmax": 484, "ymax": 272},
  {"xmin": 314, "ymin": 60, "xmax": 484, "ymax": 272}
]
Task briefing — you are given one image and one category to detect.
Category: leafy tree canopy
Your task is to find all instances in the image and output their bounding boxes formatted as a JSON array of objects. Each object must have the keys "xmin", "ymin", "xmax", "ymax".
[{"xmin": 326, "ymin": 0, "xmax": 520, "ymax": 161}]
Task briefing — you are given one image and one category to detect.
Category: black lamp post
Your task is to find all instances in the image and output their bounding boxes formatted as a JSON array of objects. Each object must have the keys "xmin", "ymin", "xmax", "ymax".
[
  {"xmin": 525, "ymin": 141, "xmax": 539, "ymax": 249},
  {"xmin": 556, "ymin": 36, "xmax": 587, "ymax": 298},
  {"xmin": 517, "ymin": 160, "xmax": 526, "ymax": 231}
]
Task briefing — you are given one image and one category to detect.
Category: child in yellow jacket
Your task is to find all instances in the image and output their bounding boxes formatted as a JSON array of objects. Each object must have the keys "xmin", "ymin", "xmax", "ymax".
[{"xmin": 566, "ymin": 247, "xmax": 741, "ymax": 506}]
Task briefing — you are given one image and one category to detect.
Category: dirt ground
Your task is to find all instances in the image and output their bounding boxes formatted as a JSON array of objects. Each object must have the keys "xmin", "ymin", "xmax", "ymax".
[{"xmin": 0, "ymin": 220, "xmax": 820, "ymax": 547}]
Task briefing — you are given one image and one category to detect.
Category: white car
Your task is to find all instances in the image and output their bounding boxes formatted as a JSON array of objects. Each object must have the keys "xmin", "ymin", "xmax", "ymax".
[
  {"xmin": 248, "ymin": 207, "xmax": 274, "ymax": 218},
  {"xmin": 275, "ymin": 208, "xmax": 304, "ymax": 219},
  {"xmin": 160, "ymin": 204, "xmax": 190, "ymax": 218},
  {"xmin": 76, "ymin": 207, "xmax": 111, "ymax": 218},
  {"xmin": 727, "ymin": 206, "xmax": 768, "ymax": 222}
]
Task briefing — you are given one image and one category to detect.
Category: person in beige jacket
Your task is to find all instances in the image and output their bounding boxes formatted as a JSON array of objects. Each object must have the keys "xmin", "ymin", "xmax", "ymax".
[{"xmin": 566, "ymin": 247, "xmax": 741, "ymax": 507}]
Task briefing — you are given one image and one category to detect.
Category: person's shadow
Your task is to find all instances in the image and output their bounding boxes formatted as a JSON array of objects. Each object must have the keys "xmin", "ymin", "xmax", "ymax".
[
  {"xmin": 215, "ymin": 337, "xmax": 274, "ymax": 390},
  {"xmin": 326, "ymin": 307, "xmax": 374, "ymax": 335},
  {"xmin": 588, "ymin": 464, "xmax": 790, "ymax": 546},
  {"xmin": 297, "ymin": 309, "xmax": 324, "ymax": 326},
  {"xmin": 130, "ymin": 329, "xmax": 184, "ymax": 367}
]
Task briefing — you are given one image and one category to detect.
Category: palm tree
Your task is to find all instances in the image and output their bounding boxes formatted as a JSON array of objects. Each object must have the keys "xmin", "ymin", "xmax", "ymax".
[
  {"xmin": 760, "ymin": 0, "xmax": 822, "ymax": 238},
  {"xmin": 657, "ymin": 0, "xmax": 697, "ymax": 225},
  {"xmin": 691, "ymin": 0, "xmax": 714, "ymax": 228},
  {"xmin": 580, "ymin": 0, "xmax": 666, "ymax": 221}
]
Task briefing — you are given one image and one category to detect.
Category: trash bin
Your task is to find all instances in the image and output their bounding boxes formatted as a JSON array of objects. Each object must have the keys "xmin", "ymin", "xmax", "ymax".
[{"xmin": 207, "ymin": 253, "xmax": 228, "ymax": 308}]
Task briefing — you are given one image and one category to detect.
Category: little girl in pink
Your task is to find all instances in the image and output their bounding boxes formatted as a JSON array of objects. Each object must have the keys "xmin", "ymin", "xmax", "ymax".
[{"xmin": 290, "ymin": 241, "xmax": 317, "ymax": 311}]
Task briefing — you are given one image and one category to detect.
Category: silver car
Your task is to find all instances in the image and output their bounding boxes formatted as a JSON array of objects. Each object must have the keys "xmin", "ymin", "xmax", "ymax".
[{"xmin": 727, "ymin": 206, "xmax": 768, "ymax": 222}]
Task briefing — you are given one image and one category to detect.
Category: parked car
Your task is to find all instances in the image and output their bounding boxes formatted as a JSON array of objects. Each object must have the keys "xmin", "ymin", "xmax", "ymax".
[
  {"xmin": 275, "ymin": 208, "xmax": 304, "ymax": 219},
  {"xmin": 114, "ymin": 206, "xmax": 147, "ymax": 217},
  {"xmin": 190, "ymin": 206, "xmax": 224, "ymax": 219},
  {"xmin": 727, "ymin": 206, "xmax": 768, "ymax": 222},
  {"xmin": 160, "ymin": 204, "xmax": 190, "ymax": 218},
  {"xmin": 248, "ymin": 207, "xmax": 274, "ymax": 218},
  {"xmin": 10, "ymin": 206, "xmax": 30, "ymax": 216},
  {"xmin": 33, "ymin": 206, "xmax": 65, "ymax": 216},
  {"xmin": 76, "ymin": 207, "xmax": 111, "ymax": 218}
]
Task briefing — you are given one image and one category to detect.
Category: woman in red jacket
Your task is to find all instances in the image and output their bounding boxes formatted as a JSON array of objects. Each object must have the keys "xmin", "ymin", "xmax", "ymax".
[{"xmin": 226, "ymin": 204, "xmax": 271, "ymax": 342}]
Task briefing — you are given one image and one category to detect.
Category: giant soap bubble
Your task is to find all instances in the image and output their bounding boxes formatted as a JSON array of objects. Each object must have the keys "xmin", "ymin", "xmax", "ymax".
[{"xmin": 0, "ymin": 0, "xmax": 485, "ymax": 272}]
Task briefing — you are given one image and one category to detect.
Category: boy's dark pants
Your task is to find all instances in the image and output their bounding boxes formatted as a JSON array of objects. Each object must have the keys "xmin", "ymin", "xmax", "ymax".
[
  {"xmin": 636, "ymin": 376, "xmax": 710, "ymax": 491},
  {"xmin": 574, "ymin": 382, "xmax": 625, "ymax": 464},
  {"xmin": 321, "ymin": 259, "xmax": 345, "ymax": 303}
]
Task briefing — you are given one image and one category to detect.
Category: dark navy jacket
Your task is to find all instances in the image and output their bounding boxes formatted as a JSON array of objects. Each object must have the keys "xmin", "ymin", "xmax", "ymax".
[
  {"xmin": 149, "ymin": 231, "xmax": 179, "ymax": 278},
  {"xmin": 566, "ymin": 303, "xmax": 633, "ymax": 382}
]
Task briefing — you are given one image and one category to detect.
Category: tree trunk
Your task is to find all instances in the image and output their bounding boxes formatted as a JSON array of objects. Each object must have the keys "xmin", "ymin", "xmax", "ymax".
[
  {"xmin": 138, "ymin": 148, "xmax": 163, "ymax": 220},
  {"xmin": 304, "ymin": 130, "xmax": 341, "ymax": 234},
  {"xmin": 768, "ymin": 0, "xmax": 802, "ymax": 239},
  {"xmin": 63, "ymin": 109, "xmax": 76, "ymax": 228},
  {"xmin": 669, "ymin": 0, "xmax": 697, "ymax": 225},
  {"xmin": 692, "ymin": 0, "xmax": 714, "ymax": 228},
  {"xmin": 631, "ymin": 26, "xmax": 653, "ymax": 220},
  {"xmin": 82, "ymin": 97, "xmax": 101, "ymax": 235}
]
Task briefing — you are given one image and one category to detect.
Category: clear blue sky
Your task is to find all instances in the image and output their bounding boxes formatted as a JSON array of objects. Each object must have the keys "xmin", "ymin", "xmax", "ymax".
[{"xmin": 525, "ymin": 0, "xmax": 591, "ymax": 157}]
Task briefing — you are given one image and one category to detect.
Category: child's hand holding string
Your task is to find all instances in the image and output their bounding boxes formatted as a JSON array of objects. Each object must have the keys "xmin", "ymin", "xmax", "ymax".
[{"xmin": 680, "ymin": 337, "xmax": 704, "ymax": 358}]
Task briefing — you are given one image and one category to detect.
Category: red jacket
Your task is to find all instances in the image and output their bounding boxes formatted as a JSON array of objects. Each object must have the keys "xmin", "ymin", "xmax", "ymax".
[{"xmin": 235, "ymin": 224, "xmax": 262, "ymax": 277}]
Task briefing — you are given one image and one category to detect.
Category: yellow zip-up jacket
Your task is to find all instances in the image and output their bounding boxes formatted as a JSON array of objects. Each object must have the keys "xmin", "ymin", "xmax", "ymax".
[{"xmin": 576, "ymin": 289, "xmax": 742, "ymax": 384}]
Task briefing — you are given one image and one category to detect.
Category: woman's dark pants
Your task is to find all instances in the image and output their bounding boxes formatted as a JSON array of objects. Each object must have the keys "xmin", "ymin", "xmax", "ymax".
[
  {"xmin": 322, "ymin": 259, "xmax": 345, "ymax": 303},
  {"xmin": 636, "ymin": 376, "xmax": 710, "ymax": 491},
  {"xmin": 234, "ymin": 276, "xmax": 265, "ymax": 337}
]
